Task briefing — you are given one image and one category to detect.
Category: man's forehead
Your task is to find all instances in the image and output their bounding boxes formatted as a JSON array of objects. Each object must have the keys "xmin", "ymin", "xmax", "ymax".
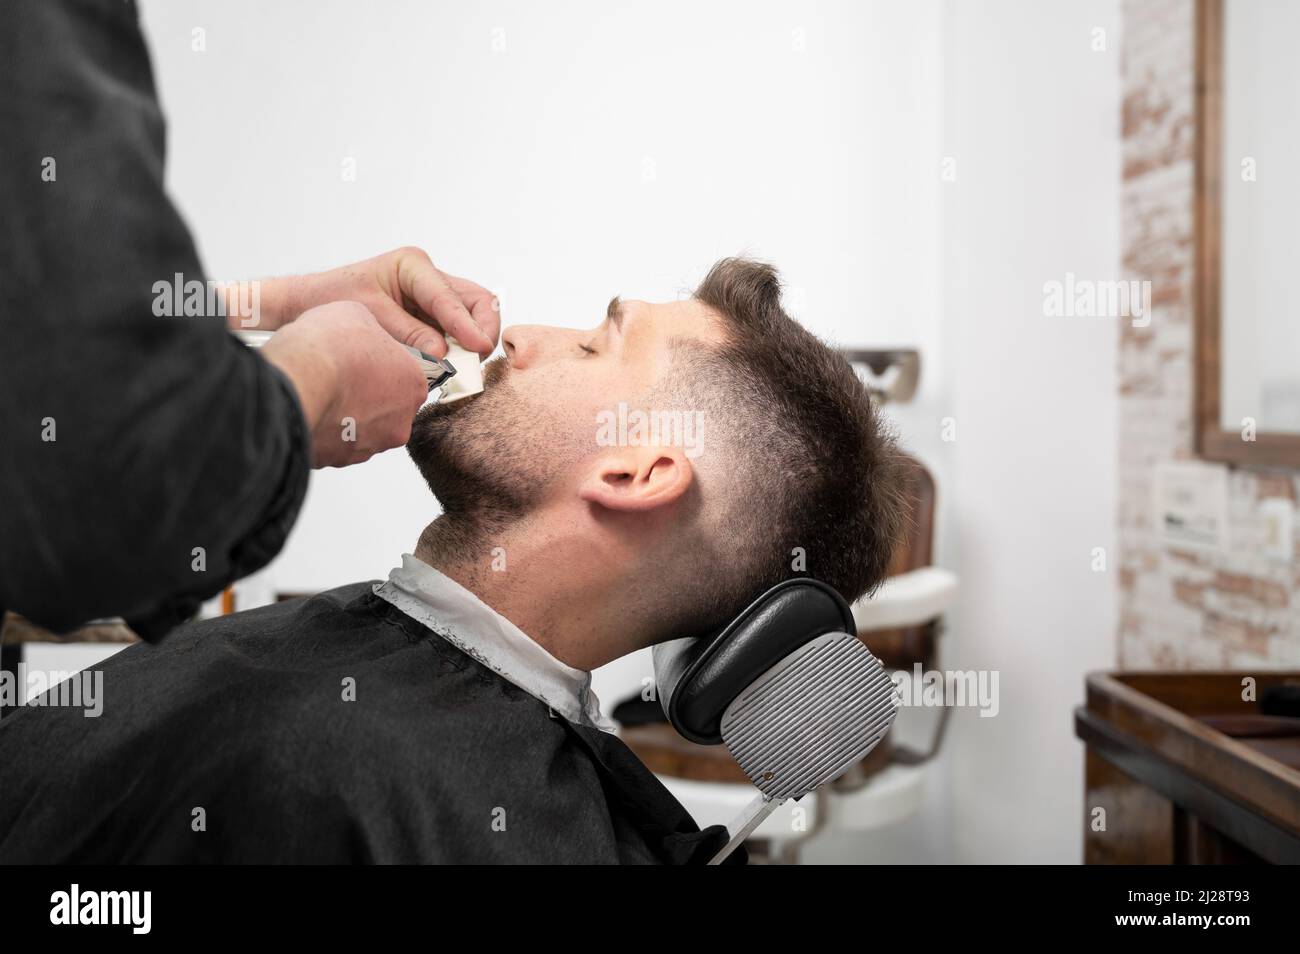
[{"xmin": 619, "ymin": 297, "xmax": 727, "ymax": 345}]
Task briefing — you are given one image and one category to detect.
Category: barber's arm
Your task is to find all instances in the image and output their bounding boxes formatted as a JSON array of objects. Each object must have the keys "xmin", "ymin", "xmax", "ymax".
[{"xmin": 0, "ymin": 1, "xmax": 495, "ymax": 639}]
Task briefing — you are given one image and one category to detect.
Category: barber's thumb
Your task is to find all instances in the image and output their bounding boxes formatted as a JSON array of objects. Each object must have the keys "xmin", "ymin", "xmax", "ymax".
[
  {"xmin": 365, "ymin": 299, "xmax": 447, "ymax": 358},
  {"xmin": 395, "ymin": 313, "xmax": 449, "ymax": 359},
  {"xmin": 412, "ymin": 328, "xmax": 449, "ymax": 359}
]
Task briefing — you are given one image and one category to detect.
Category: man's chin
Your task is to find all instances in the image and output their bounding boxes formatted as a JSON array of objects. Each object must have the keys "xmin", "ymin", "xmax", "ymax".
[
  {"xmin": 407, "ymin": 357, "xmax": 510, "ymax": 504},
  {"xmin": 405, "ymin": 354, "xmax": 548, "ymax": 519}
]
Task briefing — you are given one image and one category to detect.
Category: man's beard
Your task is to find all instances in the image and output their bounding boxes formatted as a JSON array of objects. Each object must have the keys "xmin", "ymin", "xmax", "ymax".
[{"xmin": 406, "ymin": 357, "xmax": 548, "ymax": 537}]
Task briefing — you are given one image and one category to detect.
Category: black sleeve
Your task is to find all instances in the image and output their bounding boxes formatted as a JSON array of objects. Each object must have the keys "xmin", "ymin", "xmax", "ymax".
[{"xmin": 0, "ymin": 0, "xmax": 311, "ymax": 641}]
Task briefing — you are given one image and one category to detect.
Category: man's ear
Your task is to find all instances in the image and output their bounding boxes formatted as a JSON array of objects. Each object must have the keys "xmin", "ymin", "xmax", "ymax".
[{"xmin": 577, "ymin": 444, "xmax": 694, "ymax": 513}]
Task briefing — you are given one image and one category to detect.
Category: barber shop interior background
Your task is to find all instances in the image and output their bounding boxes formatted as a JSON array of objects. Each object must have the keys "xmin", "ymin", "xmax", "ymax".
[{"xmin": 5, "ymin": 0, "xmax": 1299, "ymax": 865}]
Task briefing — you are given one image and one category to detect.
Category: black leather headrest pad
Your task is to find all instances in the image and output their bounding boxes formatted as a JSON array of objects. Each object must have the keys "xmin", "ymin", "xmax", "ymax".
[{"xmin": 655, "ymin": 578, "xmax": 856, "ymax": 744}]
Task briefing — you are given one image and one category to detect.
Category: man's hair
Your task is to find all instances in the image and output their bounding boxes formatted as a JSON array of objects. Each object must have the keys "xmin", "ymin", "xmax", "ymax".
[{"xmin": 654, "ymin": 257, "xmax": 909, "ymax": 632}]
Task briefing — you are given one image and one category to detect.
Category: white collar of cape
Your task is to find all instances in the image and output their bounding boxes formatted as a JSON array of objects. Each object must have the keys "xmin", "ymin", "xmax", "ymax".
[{"xmin": 373, "ymin": 554, "xmax": 617, "ymax": 734}]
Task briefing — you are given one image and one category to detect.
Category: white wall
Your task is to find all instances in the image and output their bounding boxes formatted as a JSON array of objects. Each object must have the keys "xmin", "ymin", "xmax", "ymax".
[
  {"xmin": 131, "ymin": 0, "xmax": 1120, "ymax": 863},
  {"xmin": 936, "ymin": 0, "xmax": 1120, "ymax": 863},
  {"xmin": 140, "ymin": 0, "xmax": 944, "ymax": 596}
]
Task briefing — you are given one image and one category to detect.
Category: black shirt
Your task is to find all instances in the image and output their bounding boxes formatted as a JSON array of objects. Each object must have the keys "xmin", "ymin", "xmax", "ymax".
[{"xmin": 0, "ymin": 0, "xmax": 310, "ymax": 640}]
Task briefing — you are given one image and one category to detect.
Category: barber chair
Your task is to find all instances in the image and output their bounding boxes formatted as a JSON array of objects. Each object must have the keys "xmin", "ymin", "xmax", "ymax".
[{"xmin": 617, "ymin": 452, "xmax": 957, "ymax": 863}]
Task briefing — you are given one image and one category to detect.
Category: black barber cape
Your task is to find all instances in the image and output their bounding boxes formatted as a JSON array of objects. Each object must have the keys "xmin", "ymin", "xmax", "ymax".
[{"xmin": 0, "ymin": 584, "xmax": 744, "ymax": 865}]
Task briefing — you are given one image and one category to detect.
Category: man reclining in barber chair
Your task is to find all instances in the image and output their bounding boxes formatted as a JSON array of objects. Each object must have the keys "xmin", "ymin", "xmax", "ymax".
[{"xmin": 0, "ymin": 258, "xmax": 906, "ymax": 865}]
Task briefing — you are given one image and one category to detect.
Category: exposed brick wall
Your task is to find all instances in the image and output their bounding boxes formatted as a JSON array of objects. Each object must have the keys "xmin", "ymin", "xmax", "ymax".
[{"xmin": 1119, "ymin": 0, "xmax": 1300, "ymax": 668}]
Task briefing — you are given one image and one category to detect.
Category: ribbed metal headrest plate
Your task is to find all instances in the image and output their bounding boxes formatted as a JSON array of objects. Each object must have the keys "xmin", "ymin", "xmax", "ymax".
[{"xmin": 720, "ymin": 631, "xmax": 899, "ymax": 801}]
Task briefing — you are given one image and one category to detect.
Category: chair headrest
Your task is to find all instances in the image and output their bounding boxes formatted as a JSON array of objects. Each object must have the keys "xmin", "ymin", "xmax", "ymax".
[{"xmin": 652, "ymin": 578, "xmax": 857, "ymax": 745}]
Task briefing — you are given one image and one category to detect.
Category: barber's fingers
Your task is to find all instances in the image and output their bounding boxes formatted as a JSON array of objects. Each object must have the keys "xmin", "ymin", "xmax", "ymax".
[
  {"xmin": 368, "ymin": 296, "xmax": 451, "ymax": 359},
  {"xmin": 263, "ymin": 300, "xmax": 428, "ymax": 468},
  {"xmin": 444, "ymin": 274, "xmax": 502, "ymax": 356},
  {"xmin": 331, "ymin": 310, "xmax": 427, "ymax": 457},
  {"xmin": 394, "ymin": 252, "xmax": 496, "ymax": 357}
]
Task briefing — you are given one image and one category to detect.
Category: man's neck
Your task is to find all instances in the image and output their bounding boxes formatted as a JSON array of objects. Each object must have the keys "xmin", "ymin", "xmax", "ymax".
[{"xmin": 413, "ymin": 514, "xmax": 639, "ymax": 671}]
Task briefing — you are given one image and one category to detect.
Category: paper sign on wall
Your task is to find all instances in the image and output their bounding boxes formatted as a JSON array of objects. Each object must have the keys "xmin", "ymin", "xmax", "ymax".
[{"xmin": 1153, "ymin": 460, "xmax": 1229, "ymax": 551}]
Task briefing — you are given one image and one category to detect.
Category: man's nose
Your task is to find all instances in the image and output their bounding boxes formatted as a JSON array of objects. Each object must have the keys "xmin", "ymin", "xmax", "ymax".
[
  {"xmin": 501, "ymin": 325, "xmax": 566, "ymax": 370},
  {"xmin": 501, "ymin": 325, "xmax": 535, "ymax": 369}
]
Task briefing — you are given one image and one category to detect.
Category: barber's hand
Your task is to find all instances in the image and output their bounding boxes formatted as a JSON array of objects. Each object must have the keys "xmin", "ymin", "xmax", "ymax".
[
  {"xmin": 251, "ymin": 247, "xmax": 500, "ymax": 359},
  {"xmin": 259, "ymin": 301, "xmax": 428, "ymax": 468}
]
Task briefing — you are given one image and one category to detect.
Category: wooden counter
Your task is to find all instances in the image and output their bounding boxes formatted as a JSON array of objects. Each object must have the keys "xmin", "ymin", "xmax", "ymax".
[{"xmin": 1074, "ymin": 671, "xmax": 1300, "ymax": 864}]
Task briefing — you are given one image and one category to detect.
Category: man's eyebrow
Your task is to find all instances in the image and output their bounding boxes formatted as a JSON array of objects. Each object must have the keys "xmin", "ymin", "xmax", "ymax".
[{"xmin": 605, "ymin": 296, "xmax": 625, "ymax": 331}]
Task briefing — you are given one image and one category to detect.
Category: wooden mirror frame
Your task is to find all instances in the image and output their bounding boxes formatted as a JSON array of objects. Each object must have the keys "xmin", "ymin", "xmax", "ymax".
[{"xmin": 1194, "ymin": 0, "xmax": 1300, "ymax": 469}]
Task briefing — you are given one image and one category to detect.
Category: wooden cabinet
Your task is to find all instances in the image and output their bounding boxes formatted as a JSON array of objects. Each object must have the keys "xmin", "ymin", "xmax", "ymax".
[{"xmin": 1074, "ymin": 671, "xmax": 1300, "ymax": 864}]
